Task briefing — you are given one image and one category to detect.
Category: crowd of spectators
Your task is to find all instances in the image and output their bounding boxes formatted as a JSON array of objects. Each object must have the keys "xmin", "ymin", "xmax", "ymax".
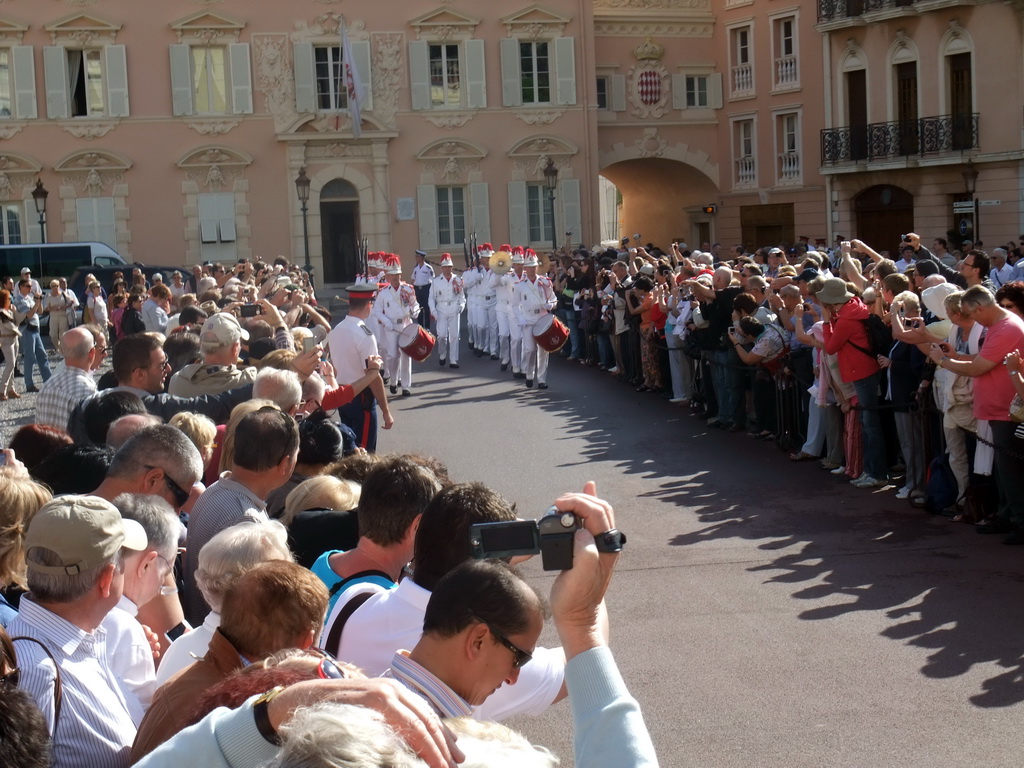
[
  {"xmin": 0, "ymin": 256, "xmax": 653, "ymax": 768},
  {"xmin": 548, "ymin": 233, "xmax": 1024, "ymax": 540}
]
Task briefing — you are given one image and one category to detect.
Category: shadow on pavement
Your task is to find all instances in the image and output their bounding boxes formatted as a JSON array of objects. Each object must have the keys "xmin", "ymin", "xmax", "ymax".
[{"xmin": 464, "ymin": 355, "xmax": 1024, "ymax": 709}]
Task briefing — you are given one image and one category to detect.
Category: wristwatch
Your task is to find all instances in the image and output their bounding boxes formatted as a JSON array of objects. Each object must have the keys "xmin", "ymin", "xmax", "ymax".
[
  {"xmin": 594, "ymin": 529, "xmax": 627, "ymax": 553},
  {"xmin": 252, "ymin": 685, "xmax": 287, "ymax": 745}
]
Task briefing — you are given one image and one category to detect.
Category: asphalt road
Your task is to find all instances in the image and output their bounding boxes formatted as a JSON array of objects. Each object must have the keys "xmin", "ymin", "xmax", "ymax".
[
  {"xmin": 4, "ymin": 347, "xmax": 1024, "ymax": 767},
  {"xmin": 376, "ymin": 345, "xmax": 1024, "ymax": 768}
]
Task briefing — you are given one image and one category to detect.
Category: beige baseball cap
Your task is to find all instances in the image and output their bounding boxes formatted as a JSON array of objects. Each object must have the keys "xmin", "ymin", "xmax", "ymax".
[
  {"xmin": 201, "ymin": 312, "xmax": 250, "ymax": 346},
  {"xmin": 25, "ymin": 495, "xmax": 147, "ymax": 576}
]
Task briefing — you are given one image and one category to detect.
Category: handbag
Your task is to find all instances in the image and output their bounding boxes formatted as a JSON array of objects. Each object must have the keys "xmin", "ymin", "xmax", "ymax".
[{"xmin": 1010, "ymin": 393, "xmax": 1024, "ymax": 423}]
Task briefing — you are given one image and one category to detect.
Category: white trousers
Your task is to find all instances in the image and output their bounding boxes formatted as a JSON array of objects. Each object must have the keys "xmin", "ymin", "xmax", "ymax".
[
  {"xmin": 382, "ymin": 324, "xmax": 413, "ymax": 388},
  {"xmin": 520, "ymin": 323, "xmax": 549, "ymax": 383},
  {"xmin": 435, "ymin": 312, "xmax": 461, "ymax": 364}
]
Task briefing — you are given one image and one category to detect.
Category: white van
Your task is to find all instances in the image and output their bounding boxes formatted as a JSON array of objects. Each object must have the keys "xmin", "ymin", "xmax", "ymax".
[{"xmin": 0, "ymin": 242, "xmax": 128, "ymax": 282}]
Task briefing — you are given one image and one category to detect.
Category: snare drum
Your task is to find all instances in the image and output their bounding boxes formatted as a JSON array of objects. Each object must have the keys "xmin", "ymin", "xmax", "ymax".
[
  {"xmin": 532, "ymin": 314, "xmax": 569, "ymax": 353},
  {"xmin": 398, "ymin": 324, "xmax": 436, "ymax": 362}
]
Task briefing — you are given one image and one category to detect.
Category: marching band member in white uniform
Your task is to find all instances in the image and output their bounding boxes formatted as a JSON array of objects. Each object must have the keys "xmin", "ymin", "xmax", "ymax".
[
  {"xmin": 375, "ymin": 255, "xmax": 419, "ymax": 396},
  {"xmin": 493, "ymin": 244, "xmax": 521, "ymax": 374},
  {"xmin": 428, "ymin": 253, "xmax": 466, "ymax": 368},
  {"xmin": 514, "ymin": 250, "xmax": 557, "ymax": 389}
]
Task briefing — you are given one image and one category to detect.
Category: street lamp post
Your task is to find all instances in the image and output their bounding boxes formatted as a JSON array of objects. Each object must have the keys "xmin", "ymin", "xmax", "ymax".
[
  {"xmin": 31, "ymin": 180, "xmax": 48, "ymax": 244},
  {"xmin": 294, "ymin": 167, "xmax": 312, "ymax": 274},
  {"xmin": 962, "ymin": 159, "xmax": 979, "ymax": 242},
  {"xmin": 543, "ymin": 158, "xmax": 558, "ymax": 252}
]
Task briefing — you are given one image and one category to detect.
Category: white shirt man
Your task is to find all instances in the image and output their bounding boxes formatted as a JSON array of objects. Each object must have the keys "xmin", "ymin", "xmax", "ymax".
[
  {"xmin": 513, "ymin": 255, "xmax": 557, "ymax": 388},
  {"xmin": 374, "ymin": 263, "xmax": 419, "ymax": 395},
  {"xmin": 35, "ymin": 327, "xmax": 98, "ymax": 429},
  {"xmin": 326, "ymin": 282, "xmax": 393, "ymax": 451},
  {"xmin": 9, "ymin": 495, "xmax": 149, "ymax": 768},
  {"xmin": 428, "ymin": 255, "xmax": 466, "ymax": 368}
]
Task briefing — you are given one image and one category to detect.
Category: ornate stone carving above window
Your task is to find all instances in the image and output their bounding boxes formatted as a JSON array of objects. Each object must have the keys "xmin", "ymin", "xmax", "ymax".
[
  {"xmin": 53, "ymin": 148, "xmax": 131, "ymax": 194},
  {"xmin": 501, "ymin": 5, "xmax": 571, "ymax": 39},
  {"xmin": 409, "ymin": 8, "xmax": 480, "ymax": 41},
  {"xmin": 0, "ymin": 18, "xmax": 28, "ymax": 45},
  {"xmin": 45, "ymin": 12, "xmax": 121, "ymax": 46},
  {"xmin": 176, "ymin": 145, "xmax": 252, "ymax": 189},
  {"xmin": 416, "ymin": 139, "xmax": 486, "ymax": 183},
  {"xmin": 0, "ymin": 153, "xmax": 42, "ymax": 200},
  {"xmin": 170, "ymin": 11, "xmax": 245, "ymax": 45},
  {"xmin": 423, "ymin": 112, "xmax": 475, "ymax": 128},
  {"xmin": 508, "ymin": 135, "xmax": 577, "ymax": 179},
  {"xmin": 515, "ymin": 110, "xmax": 563, "ymax": 125},
  {"xmin": 185, "ymin": 118, "xmax": 242, "ymax": 136},
  {"xmin": 58, "ymin": 120, "xmax": 119, "ymax": 140}
]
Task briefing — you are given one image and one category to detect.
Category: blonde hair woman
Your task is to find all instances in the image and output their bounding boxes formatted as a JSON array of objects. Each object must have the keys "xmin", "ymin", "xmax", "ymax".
[{"xmin": 0, "ymin": 464, "xmax": 52, "ymax": 625}]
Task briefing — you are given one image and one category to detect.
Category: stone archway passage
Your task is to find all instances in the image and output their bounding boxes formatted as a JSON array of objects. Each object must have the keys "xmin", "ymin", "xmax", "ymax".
[
  {"xmin": 600, "ymin": 157, "xmax": 718, "ymax": 249},
  {"xmin": 320, "ymin": 179, "xmax": 360, "ymax": 283},
  {"xmin": 853, "ymin": 185, "xmax": 914, "ymax": 253}
]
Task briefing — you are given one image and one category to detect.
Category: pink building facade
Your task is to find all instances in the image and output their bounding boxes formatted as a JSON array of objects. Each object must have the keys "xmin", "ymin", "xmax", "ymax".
[{"xmin": 0, "ymin": 1, "xmax": 1017, "ymax": 280}]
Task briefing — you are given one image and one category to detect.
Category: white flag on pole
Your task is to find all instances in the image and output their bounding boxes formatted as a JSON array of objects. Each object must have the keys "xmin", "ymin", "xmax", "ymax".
[{"xmin": 340, "ymin": 18, "xmax": 365, "ymax": 138}]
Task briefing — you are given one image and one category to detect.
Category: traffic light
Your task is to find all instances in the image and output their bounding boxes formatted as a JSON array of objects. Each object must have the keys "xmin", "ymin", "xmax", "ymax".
[{"xmin": 702, "ymin": 205, "xmax": 717, "ymax": 214}]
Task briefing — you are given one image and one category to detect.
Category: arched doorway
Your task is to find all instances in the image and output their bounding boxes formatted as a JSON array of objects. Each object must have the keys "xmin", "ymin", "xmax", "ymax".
[
  {"xmin": 853, "ymin": 185, "xmax": 914, "ymax": 253},
  {"xmin": 600, "ymin": 158, "xmax": 718, "ymax": 250},
  {"xmin": 320, "ymin": 179, "xmax": 360, "ymax": 283}
]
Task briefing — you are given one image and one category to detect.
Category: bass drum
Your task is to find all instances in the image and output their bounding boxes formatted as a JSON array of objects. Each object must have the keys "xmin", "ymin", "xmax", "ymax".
[
  {"xmin": 398, "ymin": 323, "xmax": 436, "ymax": 362},
  {"xmin": 532, "ymin": 313, "xmax": 569, "ymax": 353}
]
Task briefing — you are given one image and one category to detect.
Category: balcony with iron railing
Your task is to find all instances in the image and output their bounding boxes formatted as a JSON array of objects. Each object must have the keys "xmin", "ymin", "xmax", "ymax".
[
  {"xmin": 818, "ymin": 0, "xmax": 977, "ymax": 24},
  {"xmin": 820, "ymin": 113, "xmax": 978, "ymax": 166},
  {"xmin": 818, "ymin": 0, "xmax": 915, "ymax": 22}
]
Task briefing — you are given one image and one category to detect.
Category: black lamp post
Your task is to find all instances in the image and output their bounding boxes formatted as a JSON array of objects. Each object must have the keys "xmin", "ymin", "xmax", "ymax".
[
  {"xmin": 31, "ymin": 180, "xmax": 48, "ymax": 244},
  {"xmin": 294, "ymin": 167, "xmax": 311, "ymax": 273},
  {"xmin": 962, "ymin": 159, "xmax": 979, "ymax": 241},
  {"xmin": 543, "ymin": 158, "xmax": 558, "ymax": 251}
]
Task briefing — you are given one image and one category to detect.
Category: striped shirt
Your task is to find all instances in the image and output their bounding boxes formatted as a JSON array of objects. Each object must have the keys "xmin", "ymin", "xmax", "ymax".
[
  {"xmin": 36, "ymin": 363, "xmax": 97, "ymax": 430},
  {"xmin": 383, "ymin": 649, "xmax": 473, "ymax": 718},
  {"xmin": 8, "ymin": 597, "xmax": 137, "ymax": 768},
  {"xmin": 182, "ymin": 474, "xmax": 268, "ymax": 623}
]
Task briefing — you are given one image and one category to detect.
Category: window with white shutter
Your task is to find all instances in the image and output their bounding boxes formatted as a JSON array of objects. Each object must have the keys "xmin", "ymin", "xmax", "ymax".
[
  {"xmin": 198, "ymin": 193, "xmax": 238, "ymax": 261},
  {"xmin": 76, "ymin": 198, "xmax": 116, "ymax": 249}
]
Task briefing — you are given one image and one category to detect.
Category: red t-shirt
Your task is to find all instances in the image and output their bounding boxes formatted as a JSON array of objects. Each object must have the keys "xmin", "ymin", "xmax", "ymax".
[{"xmin": 974, "ymin": 312, "xmax": 1024, "ymax": 421}]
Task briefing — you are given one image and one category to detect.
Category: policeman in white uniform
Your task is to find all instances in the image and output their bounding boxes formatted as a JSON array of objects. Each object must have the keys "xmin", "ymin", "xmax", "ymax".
[
  {"xmin": 514, "ymin": 252, "xmax": 557, "ymax": 389},
  {"xmin": 428, "ymin": 254, "xmax": 466, "ymax": 368},
  {"xmin": 375, "ymin": 257, "xmax": 420, "ymax": 396},
  {"xmin": 326, "ymin": 282, "xmax": 393, "ymax": 452},
  {"xmin": 410, "ymin": 250, "xmax": 435, "ymax": 330}
]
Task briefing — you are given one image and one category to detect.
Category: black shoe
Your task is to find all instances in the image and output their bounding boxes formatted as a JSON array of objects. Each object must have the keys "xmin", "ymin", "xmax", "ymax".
[
  {"xmin": 468, "ymin": 341, "xmax": 475, "ymax": 350},
  {"xmin": 402, "ymin": 389, "xmax": 411, "ymax": 397},
  {"xmin": 14, "ymin": 368, "xmax": 22, "ymax": 377},
  {"xmin": 449, "ymin": 363, "xmax": 459, "ymax": 369},
  {"xmin": 526, "ymin": 379, "xmax": 533, "ymax": 388},
  {"xmin": 390, "ymin": 384, "xmax": 398, "ymax": 395},
  {"xmin": 474, "ymin": 348, "xmax": 483, "ymax": 357},
  {"xmin": 538, "ymin": 383, "xmax": 548, "ymax": 389},
  {"xmin": 26, "ymin": 386, "xmax": 39, "ymax": 393},
  {"xmin": 1004, "ymin": 531, "xmax": 1024, "ymax": 545},
  {"xmin": 977, "ymin": 518, "xmax": 1013, "ymax": 535},
  {"xmin": 439, "ymin": 358, "xmax": 446, "ymax": 367},
  {"xmin": 490, "ymin": 354, "xmax": 498, "ymax": 360},
  {"xmin": 500, "ymin": 363, "xmax": 508, "ymax": 371}
]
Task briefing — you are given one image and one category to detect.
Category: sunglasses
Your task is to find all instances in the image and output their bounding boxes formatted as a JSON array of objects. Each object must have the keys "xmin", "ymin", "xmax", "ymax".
[
  {"xmin": 145, "ymin": 465, "xmax": 192, "ymax": 509},
  {"xmin": 473, "ymin": 614, "xmax": 532, "ymax": 668}
]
